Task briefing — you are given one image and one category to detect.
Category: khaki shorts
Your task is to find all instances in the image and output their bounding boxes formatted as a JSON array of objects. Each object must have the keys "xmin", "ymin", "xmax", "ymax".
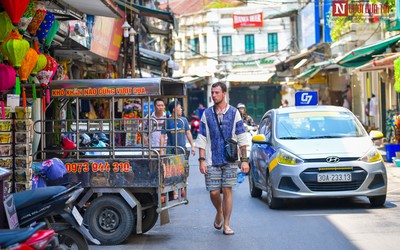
[{"xmin": 205, "ymin": 164, "xmax": 238, "ymax": 191}]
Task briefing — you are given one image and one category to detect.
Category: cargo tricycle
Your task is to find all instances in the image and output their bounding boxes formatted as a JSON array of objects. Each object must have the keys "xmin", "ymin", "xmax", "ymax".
[{"xmin": 33, "ymin": 78, "xmax": 189, "ymax": 245}]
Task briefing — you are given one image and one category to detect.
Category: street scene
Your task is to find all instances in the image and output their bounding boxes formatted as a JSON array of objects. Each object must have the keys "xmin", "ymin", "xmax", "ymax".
[
  {"xmin": 91, "ymin": 151, "xmax": 400, "ymax": 250},
  {"xmin": 1, "ymin": 0, "xmax": 400, "ymax": 250}
]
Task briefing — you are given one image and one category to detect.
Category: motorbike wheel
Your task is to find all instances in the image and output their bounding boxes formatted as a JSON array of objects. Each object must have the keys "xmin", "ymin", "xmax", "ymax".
[
  {"xmin": 86, "ymin": 195, "xmax": 135, "ymax": 245},
  {"xmin": 58, "ymin": 228, "xmax": 88, "ymax": 250}
]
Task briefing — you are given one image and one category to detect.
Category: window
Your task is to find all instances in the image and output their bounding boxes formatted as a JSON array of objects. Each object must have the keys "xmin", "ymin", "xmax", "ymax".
[
  {"xmin": 203, "ymin": 36, "xmax": 207, "ymax": 53},
  {"xmin": 192, "ymin": 37, "xmax": 200, "ymax": 55},
  {"xmin": 245, "ymin": 34, "xmax": 255, "ymax": 54},
  {"xmin": 268, "ymin": 33, "xmax": 278, "ymax": 52},
  {"xmin": 222, "ymin": 36, "xmax": 232, "ymax": 54}
]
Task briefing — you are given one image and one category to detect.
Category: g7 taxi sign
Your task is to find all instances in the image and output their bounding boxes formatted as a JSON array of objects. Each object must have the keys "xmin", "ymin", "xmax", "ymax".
[{"xmin": 295, "ymin": 91, "xmax": 318, "ymax": 106}]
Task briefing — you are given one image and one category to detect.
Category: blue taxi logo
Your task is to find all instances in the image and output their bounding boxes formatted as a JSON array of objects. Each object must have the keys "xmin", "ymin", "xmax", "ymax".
[{"xmin": 295, "ymin": 91, "xmax": 318, "ymax": 106}]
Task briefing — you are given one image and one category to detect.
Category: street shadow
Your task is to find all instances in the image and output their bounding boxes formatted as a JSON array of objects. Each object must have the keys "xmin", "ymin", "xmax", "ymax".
[{"xmin": 255, "ymin": 194, "xmax": 397, "ymax": 213}]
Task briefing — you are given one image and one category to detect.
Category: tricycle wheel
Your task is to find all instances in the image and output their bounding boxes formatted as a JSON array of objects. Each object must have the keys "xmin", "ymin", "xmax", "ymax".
[
  {"xmin": 58, "ymin": 228, "xmax": 88, "ymax": 250},
  {"xmin": 139, "ymin": 206, "xmax": 158, "ymax": 234},
  {"xmin": 86, "ymin": 195, "xmax": 134, "ymax": 245}
]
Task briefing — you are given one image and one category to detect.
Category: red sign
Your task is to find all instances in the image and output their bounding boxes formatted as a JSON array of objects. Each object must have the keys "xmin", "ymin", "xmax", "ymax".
[
  {"xmin": 233, "ymin": 12, "xmax": 263, "ymax": 29},
  {"xmin": 332, "ymin": 1, "xmax": 348, "ymax": 16}
]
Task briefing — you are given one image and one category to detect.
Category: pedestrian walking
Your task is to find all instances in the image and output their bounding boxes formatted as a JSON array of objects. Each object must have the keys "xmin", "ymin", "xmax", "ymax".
[
  {"xmin": 196, "ymin": 82, "xmax": 249, "ymax": 235},
  {"xmin": 195, "ymin": 103, "xmax": 206, "ymax": 118},
  {"xmin": 161, "ymin": 101, "xmax": 195, "ymax": 158},
  {"xmin": 237, "ymin": 103, "xmax": 256, "ymax": 126}
]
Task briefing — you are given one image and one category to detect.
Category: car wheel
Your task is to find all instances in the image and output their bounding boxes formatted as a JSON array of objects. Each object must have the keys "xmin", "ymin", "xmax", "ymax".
[
  {"xmin": 249, "ymin": 169, "xmax": 262, "ymax": 198},
  {"xmin": 368, "ymin": 195, "xmax": 386, "ymax": 207},
  {"xmin": 266, "ymin": 173, "xmax": 283, "ymax": 209}
]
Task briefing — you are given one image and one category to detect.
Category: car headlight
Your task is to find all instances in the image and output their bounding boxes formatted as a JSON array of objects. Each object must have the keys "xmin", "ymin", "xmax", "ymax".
[
  {"xmin": 360, "ymin": 147, "xmax": 382, "ymax": 163},
  {"xmin": 276, "ymin": 148, "xmax": 304, "ymax": 166}
]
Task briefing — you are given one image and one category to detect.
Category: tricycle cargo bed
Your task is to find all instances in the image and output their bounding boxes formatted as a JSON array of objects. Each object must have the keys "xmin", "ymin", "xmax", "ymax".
[{"xmin": 59, "ymin": 154, "xmax": 186, "ymax": 188}]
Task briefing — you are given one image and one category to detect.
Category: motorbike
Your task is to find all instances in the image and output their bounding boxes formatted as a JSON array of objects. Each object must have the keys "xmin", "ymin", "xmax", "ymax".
[
  {"xmin": 11, "ymin": 183, "xmax": 100, "ymax": 249},
  {"xmin": 190, "ymin": 115, "xmax": 200, "ymax": 139},
  {"xmin": 0, "ymin": 222, "xmax": 56, "ymax": 250}
]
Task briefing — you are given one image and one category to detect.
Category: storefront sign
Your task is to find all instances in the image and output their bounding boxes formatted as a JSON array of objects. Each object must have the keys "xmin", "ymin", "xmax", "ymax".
[
  {"xmin": 232, "ymin": 58, "xmax": 274, "ymax": 68},
  {"xmin": 90, "ymin": 8, "xmax": 125, "ymax": 60},
  {"xmin": 51, "ymin": 86, "xmax": 148, "ymax": 97},
  {"xmin": 233, "ymin": 12, "xmax": 263, "ymax": 29}
]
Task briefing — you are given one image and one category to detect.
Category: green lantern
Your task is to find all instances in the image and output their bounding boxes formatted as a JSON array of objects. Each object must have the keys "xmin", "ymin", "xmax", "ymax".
[
  {"xmin": 394, "ymin": 57, "xmax": 400, "ymax": 93},
  {"xmin": 0, "ymin": 11, "xmax": 14, "ymax": 43},
  {"xmin": 44, "ymin": 20, "xmax": 59, "ymax": 48},
  {"xmin": 1, "ymin": 30, "xmax": 30, "ymax": 69},
  {"xmin": 31, "ymin": 52, "xmax": 47, "ymax": 75}
]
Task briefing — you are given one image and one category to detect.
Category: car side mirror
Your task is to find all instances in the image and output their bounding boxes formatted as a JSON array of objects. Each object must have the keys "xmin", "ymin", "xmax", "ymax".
[
  {"xmin": 252, "ymin": 134, "xmax": 269, "ymax": 144},
  {"xmin": 369, "ymin": 130, "xmax": 383, "ymax": 141}
]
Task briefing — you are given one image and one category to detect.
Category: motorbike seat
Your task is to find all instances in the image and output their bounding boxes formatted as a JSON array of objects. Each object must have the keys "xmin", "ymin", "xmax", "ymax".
[
  {"xmin": 13, "ymin": 186, "xmax": 67, "ymax": 210},
  {"xmin": 0, "ymin": 222, "xmax": 45, "ymax": 247}
]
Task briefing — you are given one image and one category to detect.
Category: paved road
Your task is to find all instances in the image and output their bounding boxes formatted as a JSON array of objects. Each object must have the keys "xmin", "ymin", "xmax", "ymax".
[{"xmin": 91, "ymin": 153, "xmax": 400, "ymax": 250}]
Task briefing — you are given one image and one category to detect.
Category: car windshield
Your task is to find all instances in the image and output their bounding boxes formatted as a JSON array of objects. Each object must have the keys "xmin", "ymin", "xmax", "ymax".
[{"xmin": 276, "ymin": 111, "xmax": 366, "ymax": 139}]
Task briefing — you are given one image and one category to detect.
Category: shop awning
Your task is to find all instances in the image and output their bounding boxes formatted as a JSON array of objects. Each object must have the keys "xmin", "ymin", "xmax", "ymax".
[
  {"xmin": 355, "ymin": 53, "xmax": 400, "ymax": 72},
  {"xmin": 139, "ymin": 48, "xmax": 171, "ymax": 61},
  {"xmin": 226, "ymin": 72, "xmax": 275, "ymax": 83},
  {"xmin": 336, "ymin": 34, "xmax": 400, "ymax": 68},
  {"xmin": 296, "ymin": 67, "xmax": 321, "ymax": 79},
  {"xmin": 284, "ymin": 47, "xmax": 316, "ymax": 64},
  {"xmin": 114, "ymin": 0, "xmax": 175, "ymax": 23},
  {"xmin": 266, "ymin": 9, "xmax": 298, "ymax": 19},
  {"xmin": 48, "ymin": 0, "xmax": 122, "ymax": 19},
  {"xmin": 293, "ymin": 58, "xmax": 308, "ymax": 69},
  {"xmin": 295, "ymin": 59, "xmax": 335, "ymax": 80},
  {"xmin": 179, "ymin": 76, "xmax": 207, "ymax": 88}
]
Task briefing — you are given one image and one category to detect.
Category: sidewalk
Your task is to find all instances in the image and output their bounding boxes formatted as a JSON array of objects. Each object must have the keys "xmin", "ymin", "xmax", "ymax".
[{"xmin": 378, "ymin": 145, "xmax": 400, "ymax": 202}]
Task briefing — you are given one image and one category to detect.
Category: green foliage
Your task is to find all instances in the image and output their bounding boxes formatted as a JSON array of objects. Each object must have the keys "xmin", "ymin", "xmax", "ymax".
[{"xmin": 204, "ymin": 1, "xmax": 238, "ymax": 9}]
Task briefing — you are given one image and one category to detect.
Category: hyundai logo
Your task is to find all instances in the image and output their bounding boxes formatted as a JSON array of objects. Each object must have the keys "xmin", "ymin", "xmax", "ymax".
[{"xmin": 326, "ymin": 156, "xmax": 340, "ymax": 163}]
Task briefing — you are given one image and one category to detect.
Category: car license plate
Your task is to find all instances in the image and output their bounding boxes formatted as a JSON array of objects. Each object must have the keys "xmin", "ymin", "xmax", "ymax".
[
  {"xmin": 317, "ymin": 172, "xmax": 352, "ymax": 182},
  {"xmin": 72, "ymin": 206, "xmax": 83, "ymax": 226}
]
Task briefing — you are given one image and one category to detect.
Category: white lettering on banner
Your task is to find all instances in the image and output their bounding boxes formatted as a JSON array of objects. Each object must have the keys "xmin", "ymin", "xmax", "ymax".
[
  {"xmin": 233, "ymin": 13, "xmax": 263, "ymax": 28},
  {"xmin": 301, "ymin": 93, "xmax": 312, "ymax": 104},
  {"xmin": 333, "ymin": 2, "xmax": 347, "ymax": 15}
]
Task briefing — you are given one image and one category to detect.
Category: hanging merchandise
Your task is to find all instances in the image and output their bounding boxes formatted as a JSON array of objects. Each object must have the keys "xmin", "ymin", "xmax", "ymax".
[
  {"xmin": 27, "ymin": 1, "xmax": 46, "ymax": 35},
  {"xmin": 36, "ymin": 11, "xmax": 54, "ymax": 45},
  {"xmin": 36, "ymin": 54, "xmax": 57, "ymax": 88},
  {"xmin": 0, "ymin": 11, "xmax": 14, "ymax": 43},
  {"xmin": 44, "ymin": 20, "xmax": 59, "ymax": 49},
  {"xmin": 19, "ymin": 48, "xmax": 38, "ymax": 107},
  {"xmin": 30, "ymin": 41, "xmax": 47, "ymax": 100},
  {"xmin": 394, "ymin": 57, "xmax": 400, "ymax": 93},
  {"xmin": 0, "ymin": 0, "xmax": 30, "ymax": 26},
  {"xmin": 0, "ymin": 63, "xmax": 16, "ymax": 119},
  {"xmin": 36, "ymin": 54, "xmax": 57, "ymax": 111},
  {"xmin": 18, "ymin": 0, "xmax": 38, "ymax": 33},
  {"xmin": 1, "ymin": 30, "xmax": 30, "ymax": 95}
]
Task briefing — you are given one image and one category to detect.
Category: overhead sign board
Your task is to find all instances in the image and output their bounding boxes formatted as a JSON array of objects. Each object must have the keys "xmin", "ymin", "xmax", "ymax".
[{"xmin": 233, "ymin": 12, "xmax": 263, "ymax": 29}]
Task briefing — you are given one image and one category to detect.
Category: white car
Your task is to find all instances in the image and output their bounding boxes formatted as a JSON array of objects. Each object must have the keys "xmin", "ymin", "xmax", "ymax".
[{"xmin": 249, "ymin": 105, "xmax": 387, "ymax": 209}]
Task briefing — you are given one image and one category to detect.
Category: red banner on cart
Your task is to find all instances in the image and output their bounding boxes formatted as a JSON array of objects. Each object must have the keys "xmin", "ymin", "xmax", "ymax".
[{"xmin": 233, "ymin": 12, "xmax": 263, "ymax": 29}]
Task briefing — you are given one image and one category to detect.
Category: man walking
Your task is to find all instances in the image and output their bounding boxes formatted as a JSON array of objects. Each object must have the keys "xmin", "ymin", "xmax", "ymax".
[{"xmin": 196, "ymin": 82, "xmax": 249, "ymax": 235}]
